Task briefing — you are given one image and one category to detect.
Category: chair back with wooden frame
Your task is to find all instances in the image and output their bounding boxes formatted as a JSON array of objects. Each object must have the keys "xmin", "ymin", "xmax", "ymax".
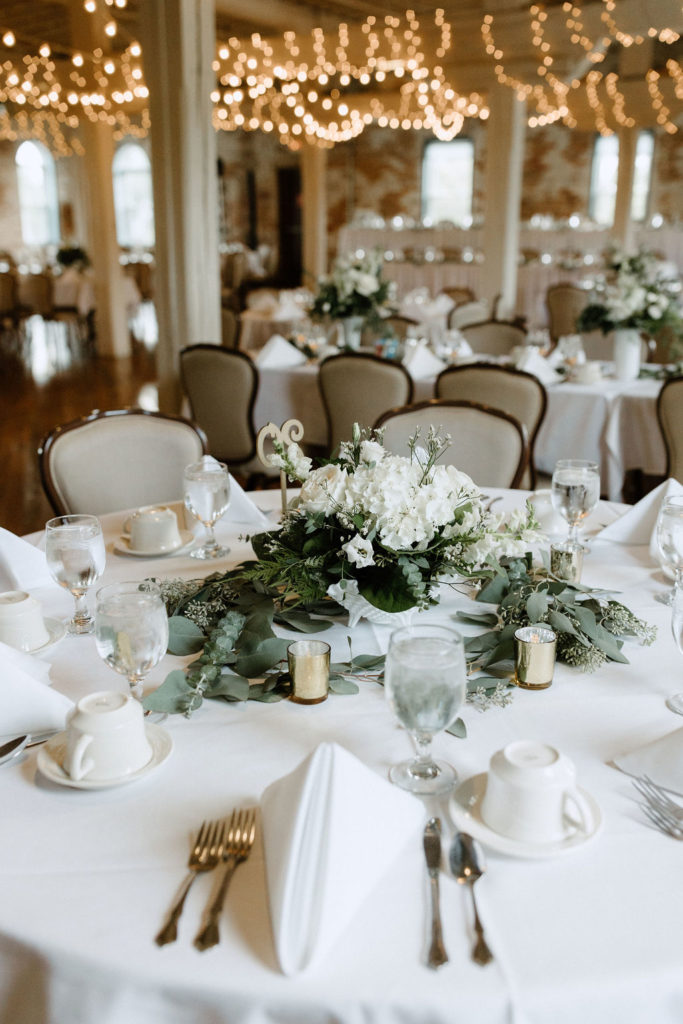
[
  {"xmin": 460, "ymin": 320, "xmax": 527, "ymax": 356},
  {"xmin": 436, "ymin": 363, "xmax": 547, "ymax": 488},
  {"xmin": 39, "ymin": 408, "xmax": 207, "ymax": 516},
  {"xmin": 546, "ymin": 282, "xmax": 589, "ymax": 342},
  {"xmin": 381, "ymin": 315, "xmax": 420, "ymax": 340},
  {"xmin": 375, "ymin": 398, "xmax": 529, "ymax": 489},
  {"xmin": 438, "ymin": 285, "xmax": 475, "ymax": 308},
  {"xmin": 656, "ymin": 376, "xmax": 683, "ymax": 482},
  {"xmin": 318, "ymin": 351, "xmax": 413, "ymax": 454},
  {"xmin": 180, "ymin": 344, "xmax": 258, "ymax": 467}
]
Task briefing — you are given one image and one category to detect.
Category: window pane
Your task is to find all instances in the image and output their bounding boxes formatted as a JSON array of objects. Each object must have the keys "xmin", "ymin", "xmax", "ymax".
[
  {"xmin": 630, "ymin": 130, "xmax": 654, "ymax": 223},
  {"xmin": 113, "ymin": 143, "xmax": 155, "ymax": 248},
  {"xmin": 15, "ymin": 141, "xmax": 60, "ymax": 246},
  {"xmin": 421, "ymin": 140, "xmax": 474, "ymax": 226},
  {"xmin": 588, "ymin": 135, "xmax": 619, "ymax": 227}
]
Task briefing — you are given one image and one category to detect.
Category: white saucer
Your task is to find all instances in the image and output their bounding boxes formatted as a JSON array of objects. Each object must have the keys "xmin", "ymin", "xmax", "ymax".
[
  {"xmin": 24, "ymin": 617, "xmax": 66, "ymax": 655},
  {"xmin": 36, "ymin": 723, "xmax": 173, "ymax": 790},
  {"xmin": 450, "ymin": 773, "xmax": 601, "ymax": 859},
  {"xmin": 113, "ymin": 530, "xmax": 194, "ymax": 558}
]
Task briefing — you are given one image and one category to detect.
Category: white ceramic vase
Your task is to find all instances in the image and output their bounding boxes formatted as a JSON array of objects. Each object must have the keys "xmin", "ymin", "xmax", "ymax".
[
  {"xmin": 337, "ymin": 316, "xmax": 364, "ymax": 350},
  {"xmin": 612, "ymin": 328, "xmax": 642, "ymax": 382},
  {"xmin": 327, "ymin": 581, "xmax": 416, "ymax": 628}
]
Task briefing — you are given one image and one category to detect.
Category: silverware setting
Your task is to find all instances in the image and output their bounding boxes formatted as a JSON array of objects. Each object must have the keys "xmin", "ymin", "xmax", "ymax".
[
  {"xmin": 449, "ymin": 832, "xmax": 494, "ymax": 966},
  {"xmin": 423, "ymin": 817, "xmax": 449, "ymax": 969},
  {"xmin": 155, "ymin": 819, "xmax": 227, "ymax": 946},
  {"xmin": 194, "ymin": 807, "xmax": 257, "ymax": 951},
  {"xmin": 633, "ymin": 775, "xmax": 683, "ymax": 839}
]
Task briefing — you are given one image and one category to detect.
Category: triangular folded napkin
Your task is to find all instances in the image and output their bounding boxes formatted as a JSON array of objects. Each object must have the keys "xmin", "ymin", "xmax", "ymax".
[
  {"xmin": 0, "ymin": 527, "xmax": 57, "ymax": 592},
  {"xmin": 260, "ymin": 742, "xmax": 424, "ymax": 976},
  {"xmin": 597, "ymin": 478, "xmax": 683, "ymax": 549},
  {"xmin": 227, "ymin": 474, "xmax": 270, "ymax": 529},
  {"xmin": 403, "ymin": 339, "xmax": 447, "ymax": 380},
  {"xmin": 613, "ymin": 726, "xmax": 683, "ymax": 797},
  {"xmin": 0, "ymin": 641, "xmax": 73, "ymax": 738},
  {"xmin": 255, "ymin": 334, "xmax": 307, "ymax": 368},
  {"xmin": 513, "ymin": 347, "xmax": 563, "ymax": 386}
]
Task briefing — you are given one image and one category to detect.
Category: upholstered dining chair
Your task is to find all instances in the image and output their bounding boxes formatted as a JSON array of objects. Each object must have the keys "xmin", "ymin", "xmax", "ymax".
[
  {"xmin": 180, "ymin": 344, "xmax": 259, "ymax": 471},
  {"xmin": 460, "ymin": 320, "xmax": 527, "ymax": 357},
  {"xmin": 447, "ymin": 300, "xmax": 489, "ymax": 330},
  {"xmin": 382, "ymin": 314, "xmax": 420, "ymax": 340},
  {"xmin": 438, "ymin": 285, "xmax": 475, "ymax": 308},
  {"xmin": 656, "ymin": 377, "xmax": 683, "ymax": 481},
  {"xmin": 221, "ymin": 308, "xmax": 241, "ymax": 349},
  {"xmin": 318, "ymin": 351, "xmax": 414, "ymax": 454},
  {"xmin": 435, "ymin": 363, "xmax": 547, "ymax": 488},
  {"xmin": 375, "ymin": 399, "xmax": 529, "ymax": 489},
  {"xmin": 546, "ymin": 282, "xmax": 589, "ymax": 342},
  {"xmin": 38, "ymin": 408, "xmax": 208, "ymax": 516}
]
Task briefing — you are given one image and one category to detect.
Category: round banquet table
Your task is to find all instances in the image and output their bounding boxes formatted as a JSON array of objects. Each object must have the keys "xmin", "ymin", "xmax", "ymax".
[{"xmin": 2, "ymin": 489, "xmax": 683, "ymax": 1024}]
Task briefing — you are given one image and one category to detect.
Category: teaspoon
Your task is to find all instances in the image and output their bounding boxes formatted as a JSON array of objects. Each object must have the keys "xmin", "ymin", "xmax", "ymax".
[
  {"xmin": 449, "ymin": 831, "xmax": 494, "ymax": 966},
  {"xmin": 0, "ymin": 734, "xmax": 29, "ymax": 765}
]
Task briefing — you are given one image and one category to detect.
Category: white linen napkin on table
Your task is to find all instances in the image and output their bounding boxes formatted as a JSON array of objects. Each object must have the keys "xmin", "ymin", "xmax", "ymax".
[
  {"xmin": 255, "ymin": 334, "xmax": 307, "ymax": 368},
  {"xmin": 0, "ymin": 527, "xmax": 57, "ymax": 592},
  {"xmin": 0, "ymin": 641, "xmax": 73, "ymax": 738},
  {"xmin": 227, "ymin": 475, "xmax": 270, "ymax": 529},
  {"xmin": 613, "ymin": 726, "xmax": 683, "ymax": 797},
  {"xmin": 596, "ymin": 478, "xmax": 683, "ymax": 550},
  {"xmin": 260, "ymin": 741, "xmax": 424, "ymax": 976},
  {"xmin": 513, "ymin": 347, "xmax": 563, "ymax": 386},
  {"xmin": 402, "ymin": 340, "xmax": 447, "ymax": 380}
]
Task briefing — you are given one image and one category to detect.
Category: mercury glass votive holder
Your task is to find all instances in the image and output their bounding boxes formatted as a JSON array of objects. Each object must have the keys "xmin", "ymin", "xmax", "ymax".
[
  {"xmin": 287, "ymin": 639, "xmax": 330, "ymax": 705},
  {"xmin": 550, "ymin": 542, "xmax": 584, "ymax": 584},
  {"xmin": 514, "ymin": 626, "xmax": 557, "ymax": 690}
]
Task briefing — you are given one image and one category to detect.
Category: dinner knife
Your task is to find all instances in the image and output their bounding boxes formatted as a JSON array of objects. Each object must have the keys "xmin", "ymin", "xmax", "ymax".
[{"xmin": 423, "ymin": 817, "xmax": 449, "ymax": 969}]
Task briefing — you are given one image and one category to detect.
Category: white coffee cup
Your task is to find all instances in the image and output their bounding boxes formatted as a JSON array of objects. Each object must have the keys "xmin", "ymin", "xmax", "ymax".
[
  {"xmin": 64, "ymin": 691, "xmax": 152, "ymax": 781},
  {"xmin": 126, "ymin": 506, "xmax": 182, "ymax": 553},
  {"xmin": 528, "ymin": 489, "xmax": 566, "ymax": 536},
  {"xmin": 480, "ymin": 740, "xmax": 595, "ymax": 844},
  {"xmin": 0, "ymin": 591, "xmax": 50, "ymax": 651},
  {"xmin": 572, "ymin": 361, "xmax": 602, "ymax": 385}
]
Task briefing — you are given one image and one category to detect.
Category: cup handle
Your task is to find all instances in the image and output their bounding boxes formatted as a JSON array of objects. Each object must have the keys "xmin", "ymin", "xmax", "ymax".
[
  {"xmin": 122, "ymin": 516, "xmax": 132, "ymax": 537},
  {"xmin": 562, "ymin": 787, "xmax": 595, "ymax": 836},
  {"xmin": 65, "ymin": 733, "xmax": 94, "ymax": 781}
]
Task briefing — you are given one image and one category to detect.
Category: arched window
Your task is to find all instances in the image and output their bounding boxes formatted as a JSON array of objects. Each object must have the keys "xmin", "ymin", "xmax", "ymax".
[
  {"xmin": 588, "ymin": 134, "xmax": 619, "ymax": 226},
  {"xmin": 112, "ymin": 142, "xmax": 155, "ymax": 248},
  {"xmin": 421, "ymin": 139, "xmax": 475, "ymax": 226},
  {"xmin": 15, "ymin": 140, "xmax": 60, "ymax": 246},
  {"xmin": 630, "ymin": 130, "xmax": 654, "ymax": 223}
]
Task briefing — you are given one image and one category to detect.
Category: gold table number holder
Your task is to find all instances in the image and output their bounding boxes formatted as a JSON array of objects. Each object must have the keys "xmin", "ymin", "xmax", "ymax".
[{"xmin": 256, "ymin": 419, "xmax": 304, "ymax": 517}]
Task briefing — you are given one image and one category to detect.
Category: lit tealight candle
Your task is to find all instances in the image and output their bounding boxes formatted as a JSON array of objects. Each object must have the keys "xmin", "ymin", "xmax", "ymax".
[
  {"xmin": 287, "ymin": 640, "xmax": 330, "ymax": 704},
  {"xmin": 514, "ymin": 626, "xmax": 557, "ymax": 690}
]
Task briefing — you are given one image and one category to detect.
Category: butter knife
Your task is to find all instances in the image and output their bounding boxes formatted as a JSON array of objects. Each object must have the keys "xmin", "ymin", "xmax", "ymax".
[{"xmin": 423, "ymin": 817, "xmax": 449, "ymax": 969}]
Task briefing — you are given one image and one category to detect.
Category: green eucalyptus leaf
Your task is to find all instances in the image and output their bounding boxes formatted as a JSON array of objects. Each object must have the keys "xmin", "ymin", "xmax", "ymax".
[
  {"xmin": 167, "ymin": 616, "xmax": 206, "ymax": 656},
  {"xmin": 234, "ymin": 636, "xmax": 289, "ymax": 677},
  {"xmin": 329, "ymin": 676, "xmax": 360, "ymax": 695},
  {"xmin": 446, "ymin": 717, "xmax": 467, "ymax": 738},
  {"xmin": 477, "ymin": 573, "xmax": 509, "ymax": 605},
  {"xmin": 274, "ymin": 608, "xmax": 330, "ymax": 633},
  {"xmin": 357, "ymin": 567, "xmax": 416, "ymax": 613},
  {"xmin": 548, "ymin": 609, "xmax": 580, "ymax": 636},
  {"xmin": 455, "ymin": 610, "xmax": 499, "ymax": 627},
  {"xmin": 207, "ymin": 673, "xmax": 250, "ymax": 701},
  {"xmin": 350, "ymin": 653, "xmax": 386, "ymax": 670},
  {"xmin": 142, "ymin": 670, "xmax": 196, "ymax": 714},
  {"xmin": 526, "ymin": 592, "xmax": 549, "ymax": 621}
]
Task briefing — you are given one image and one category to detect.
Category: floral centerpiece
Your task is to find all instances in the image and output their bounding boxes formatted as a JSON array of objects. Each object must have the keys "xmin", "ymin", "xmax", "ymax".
[
  {"xmin": 245, "ymin": 425, "xmax": 540, "ymax": 624},
  {"xmin": 309, "ymin": 250, "xmax": 394, "ymax": 346}
]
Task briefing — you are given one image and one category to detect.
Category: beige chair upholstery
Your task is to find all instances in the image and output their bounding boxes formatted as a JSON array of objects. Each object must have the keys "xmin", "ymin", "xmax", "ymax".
[
  {"xmin": 436, "ymin": 363, "xmax": 547, "ymax": 488},
  {"xmin": 375, "ymin": 399, "xmax": 529, "ymax": 489},
  {"xmin": 382, "ymin": 315, "xmax": 419, "ymax": 340},
  {"xmin": 657, "ymin": 377, "xmax": 683, "ymax": 481},
  {"xmin": 221, "ymin": 308, "xmax": 241, "ymax": 349},
  {"xmin": 439, "ymin": 286, "xmax": 475, "ymax": 307},
  {"xmin": 38, "ymin": 408, "xmax": 207, "ymax": 516},
  {"xmin": 448, "ymin": 300, "xmax": 489, "ymax": 330},
  {"xmin": 319, "ymin": 352, "xmax": 413, "ymax": 454},
  {"xmin": 180, "ymin": 344, "xmax": 258, "ymax": 467},
  {"xmin": 546, "ymin": 283, "xmax": 590, "ymax": 341},
  {"xmin": 460, "ymin": 320, "xmax": 527, "ymax": 356}
]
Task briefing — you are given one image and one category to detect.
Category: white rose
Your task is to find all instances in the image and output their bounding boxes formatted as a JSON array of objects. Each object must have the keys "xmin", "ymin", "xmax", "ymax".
[
  {"xmin": 359, "ymin": 440, "xmax": 385, "ymax": 465},
  {"xmin": 354, "ymin": 272, "xmax": 379, "ymax": 297},
  {"xmin": 298, "ymin": 463, "xmax": 348, "ymax": 514},
  {"xmin": 341, "ymin": 534, "xmax": 375, "ymax": 567}
]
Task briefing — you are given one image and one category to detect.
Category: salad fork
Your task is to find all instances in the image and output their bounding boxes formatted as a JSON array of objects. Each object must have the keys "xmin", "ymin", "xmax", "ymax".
[
  {"xmin": 194, "ymin": 807, "xmax": 257, "ymax": 951},
  {"xmin": 639, "ymin": 800, "xmax": 683, "ymax": 840},
  {"xmin": 632, "ymin": 776, "xmax": 683, "ymax": 821},
  {"xmin": 155, "ymin": 819, "xmax": 226, "ymax": 946}
]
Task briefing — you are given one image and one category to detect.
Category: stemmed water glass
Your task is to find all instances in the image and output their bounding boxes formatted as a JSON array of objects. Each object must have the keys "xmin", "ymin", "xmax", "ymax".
[
  {"xmin": 655, "ymin": 496, "xmax": 683, "ymax": 606},
  {"xmin": 45, "ymin": 514, "xmax": 106, "ymax": 635},
  {"xmin": 384, "ymin": 624, "xmax": 466, "ymax": 795},
  {"xmin": 667, "ymin": 584, "xmax": 683, "ymax": 715},
  {"xmin": 551, "ymin": 459, "xmax": 600, "ymax": 550},
  {"xmin": 183, "ymin": 457, "xmax": 231, "ymax": 560},
  {"xmin": 94, "ymin": 581, "xmax": 169, "ymax": 699}
]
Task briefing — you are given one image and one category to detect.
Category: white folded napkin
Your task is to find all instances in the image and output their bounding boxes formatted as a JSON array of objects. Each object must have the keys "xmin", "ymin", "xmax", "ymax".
[
  {"xmin": 545, "ymin": 347, "xmax": 566, "ymax": 371},
  {"xmin": 400, "ymin": 292, "xmax": 454, "ymax": 327},
  {"xmin": 261, "ymin": 741, "xmax": 423, "ymax": 976},
  {"xmin": 227, "ymin": 475, "xmax": 270, "ymax": 529},
  {"xmin": 274, "ymin": 293, "xmax": 307, "ymax": 321},
  {"xmin": 613, "ymin": 726, "xmax": 683, "ymax": 797},
  {"xmin": 255, "ymin": 334, "xmax": 307, "ymax": 368},
  {"xmin": 0, "ymin": 641, "xmax": 73, "ymax": 738},
  {"xmin": 403, "ymin": 339, "xmax": 447, "ymax": 379},
  {"xmin": 596, "ymin": 478, "xmax": 683, "ymax": 549},
  {"xmin": 0, "ymin": 527, "xmax": 57, "ymax": 592},
  {"xmin": 513, "ymin": 347, "xmax": 562, "ymax": 386}
]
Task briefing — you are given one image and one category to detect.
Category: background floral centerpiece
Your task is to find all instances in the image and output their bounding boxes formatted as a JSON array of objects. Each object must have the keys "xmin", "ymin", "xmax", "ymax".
[
  {"xmin": 246, "ymin": 426, "xmax": 539, "ymax": 624},
  {"xmin": 309, "ymin": 250, "xmax": 395, "ymax": 346}
]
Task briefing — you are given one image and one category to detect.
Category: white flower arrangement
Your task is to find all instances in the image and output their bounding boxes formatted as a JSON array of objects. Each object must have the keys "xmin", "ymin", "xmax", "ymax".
[{"xmin": 309, "ymin": 250, "xmax": 395, "ymax": 329}]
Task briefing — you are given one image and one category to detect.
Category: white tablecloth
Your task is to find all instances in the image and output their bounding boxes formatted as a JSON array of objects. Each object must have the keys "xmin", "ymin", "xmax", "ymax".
[{"xmin": 2, "ymin": 491, "xmax": 683, "ymax": 1024}]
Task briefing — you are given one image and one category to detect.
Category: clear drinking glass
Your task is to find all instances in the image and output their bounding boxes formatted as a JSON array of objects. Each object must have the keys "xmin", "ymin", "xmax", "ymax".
[
  {"xmin": 183, "ymin": 457, "xmax": 231, "ymax": 560},
  {"xmin": 551, "ymin": 459, "xmax": 600, "ymax": 548},
  {"xmin": 45, "ymin": 514, "xmax": 106, "ymax": 635},
  {"xmin": 655, "ymin": 497, "xmax": 683, "ymax": 606},
  {"xmin": 94, "ymin": 581, "xmax": 169, "ymax": 698},
  {"xmin": 384, "ymin": 624, "xmax": 466, "ymax": 795},
  {"xmin": 667, "ymin": 585, "xmax": 683, "ymax": 714}
]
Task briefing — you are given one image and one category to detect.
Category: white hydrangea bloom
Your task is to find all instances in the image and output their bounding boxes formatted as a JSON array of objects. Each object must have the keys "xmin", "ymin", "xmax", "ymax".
[{"xmin": 341, "ymin": 534, "xmax": 375, "ymax": 567}]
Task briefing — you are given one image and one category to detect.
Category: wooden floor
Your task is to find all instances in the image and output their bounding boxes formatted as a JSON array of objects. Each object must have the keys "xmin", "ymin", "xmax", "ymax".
[{"xmin": 1, "ymin": 320, "xmax": 159, "ymax": 536}]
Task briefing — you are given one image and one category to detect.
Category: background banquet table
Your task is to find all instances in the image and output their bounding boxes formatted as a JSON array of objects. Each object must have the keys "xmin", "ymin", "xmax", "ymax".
[{"xmin": 253, "ymin": 361, "xmax": 666, "ymax": 500}]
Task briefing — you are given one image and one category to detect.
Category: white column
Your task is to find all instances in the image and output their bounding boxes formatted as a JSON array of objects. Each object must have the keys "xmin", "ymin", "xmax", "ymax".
[
  {"xmin": 613, "ymin": 127, "xmax": 637, "ymax": 251},
  {"xmin": 481, "ymin": 85, "xmax": 526, "ymax": 320},
  {"xmin": 140, "ymin": 0, "xmax": 221, "ymax": 413},
  {"xmin": 300, "ymin": 143, "xmax": 328, "ymax": 279}
]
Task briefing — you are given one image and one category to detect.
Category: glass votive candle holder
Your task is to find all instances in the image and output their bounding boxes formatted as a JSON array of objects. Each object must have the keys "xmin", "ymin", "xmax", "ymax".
[
  {"xmin": 550, "ymin": 542, "xmax": 584, "ymax": 584},
  {"xmin": 287, "ymin": 640, "xmax": 330, "ymax": 705},
  {"xmin": 514, "ymin": 626, "xmax": 557, "ymax": 690}
]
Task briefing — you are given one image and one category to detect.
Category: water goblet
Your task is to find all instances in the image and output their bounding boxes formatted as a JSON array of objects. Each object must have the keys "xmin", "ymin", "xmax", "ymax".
[
  {"xmin": 184, "ymin": 457, "xmax": 231, "ymax": 560},
  {"xmin": 666, "ymin": 584, "xmax": 683, "ymax": 715},
  {"xmin": 384, "ymin": 623, "xmax": 466, "ymax": 795},
  {"xmin": 94, "ymin": 580, "xmax": 169, "ymax": 699},
  {"xmin": 45, "ymin": 514, "xmax": 106, "ymax": 635},
  {"xmin": 655, "ymin": 496, "xmax": 683, "ymax": 606},
  {"xmin": 551, "ymin": 459, "xmax": 600, "ymax": 550}
]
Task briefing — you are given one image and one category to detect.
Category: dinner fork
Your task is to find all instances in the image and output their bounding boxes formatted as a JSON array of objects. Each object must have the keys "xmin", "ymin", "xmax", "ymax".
[
  {"xmin": 632, "ymin": 775, "xmax": 683, "ymax": 821},
  {"xmin": 194, "ymin": 807, "xmax": 257, "ymax": 951},
  {"xmin": 155, "ymin": 819, "xmax": 226, "ymax": 946},
  {"xmin": 639, "ymin": 800, "xmax": 683, "ymax": 840}
]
